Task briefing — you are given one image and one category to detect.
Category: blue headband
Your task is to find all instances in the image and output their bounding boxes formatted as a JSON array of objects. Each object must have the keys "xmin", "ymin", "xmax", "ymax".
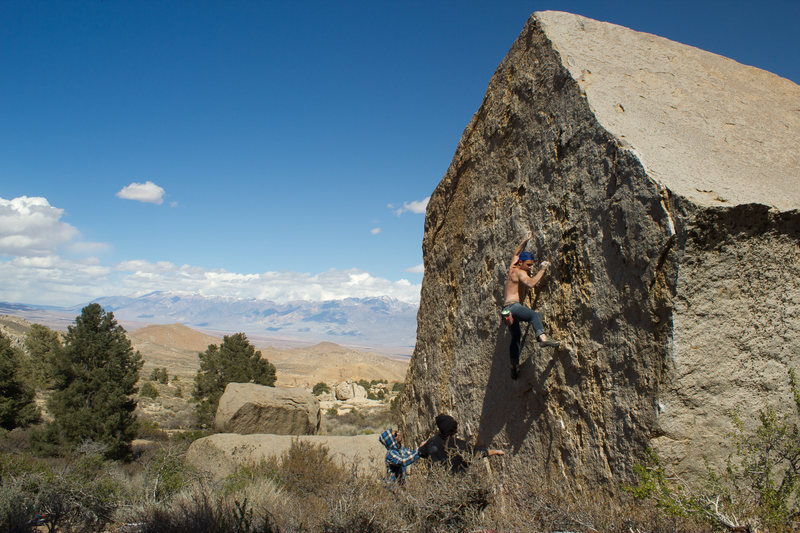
[{"xmin": 518, "ymin": 251, "xmax": 534, "ymax": 261}]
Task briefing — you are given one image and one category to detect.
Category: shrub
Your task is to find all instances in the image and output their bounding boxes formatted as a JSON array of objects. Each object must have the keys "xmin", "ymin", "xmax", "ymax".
[
  {"xmin": 170, "ymin": 429, "xmax": 210, "ymax": 443},
  {"xmin": 368, "ymin": 389, "xmax": 386, "ymax": 401},
  {"xmin": 150, "ymin": 367, "xmax": 169, "ymax": 384},
  {"xmin": 131, "ymin": 491, "xmax": 279, "ymax": 533},
  {"xmin": 277, "ymin": 440, "xmax": 345, "ymax": 496},
  {"xmin": 0, "ymin": 481, "xmax": 37, "ymax": 533},
  {"xmin": 143, "ymin": 445, "xmax": 194, "ymax": 501},
  {"xmin": 391, "ymin": 382, "xmax": 404, "ymax": 392},
  {"xmin": 223, "ymin": 460, "xmax": 280, "ymax": 496},
  {"xmin": 0, "ymin": 446, "xmax": 125, "ymax": 532},
  {"xmin": 138, "ymin": 419, "xmax": 169, "ymax": 441},
  {"xmin": 312, "ymin": 382, "xmax": 330, "ymax": 396},
  {"xmin": 324, "ymin": 407, "xmax": 397, "ymax": 436},
  {"xmin": 626, "ymin": 369, "xmax": 800, "ymax": 531},
  {"xmin": 140, "ymin": 381, "xmax": 160, "ymax": 399}
]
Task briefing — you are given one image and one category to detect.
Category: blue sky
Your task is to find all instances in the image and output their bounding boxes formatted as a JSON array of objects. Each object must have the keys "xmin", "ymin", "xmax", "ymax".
[{"xmin": 2, "ymin": 0, "xmax": 798, "ymax": 307}]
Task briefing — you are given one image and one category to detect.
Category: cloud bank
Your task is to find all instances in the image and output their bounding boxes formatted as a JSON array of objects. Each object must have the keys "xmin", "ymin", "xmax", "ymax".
[
  {"xmin": 0, "ymin": 196, "xmax": 81, "ymax": 256},
  {"xmin": 0, "ymin": 195, "xmax": 421, "ymax": 307},
  {"xmin": 0, "ymin": 257, "xmax": 421, "ymax": 307},
  {"xmin": 116, "ymin": 181, "xmax": 166, "ymax": 204}
]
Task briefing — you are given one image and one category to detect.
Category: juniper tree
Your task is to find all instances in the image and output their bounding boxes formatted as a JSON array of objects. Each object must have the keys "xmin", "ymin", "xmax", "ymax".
[
  {"xmin": 0, "ymin": 333, "xmax": 40, "ymax": 430},
  {"xmin": 43, "ymin": 303, "xmax": 143, "ymax": 459},
  {"xmin": 192, "ymin": 332, "xmax": 276, "ymax": 426}
]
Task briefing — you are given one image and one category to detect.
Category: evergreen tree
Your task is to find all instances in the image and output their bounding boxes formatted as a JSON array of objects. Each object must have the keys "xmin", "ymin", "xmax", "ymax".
[
  {"xmin": 193, "ymin": 332, "xmax": 276, "ymax": 425},
  {"xmin": 0, "ymin": 334, "xmax": 40, "ymax": 430},
  {"xmin": 23, "ymin": 323, "xmax": 61, "ymax": 388},
  {"xmin": 44, "ymin": 304, "xmax": 143, "ymax": 459}
]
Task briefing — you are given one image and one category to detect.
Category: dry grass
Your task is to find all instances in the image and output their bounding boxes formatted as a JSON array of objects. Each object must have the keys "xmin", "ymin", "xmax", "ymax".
[
  {"xmin": 1, "ymin": 431, "xmax": 711, "ymax": 533},
  {"xmin": 323, "ymin": 406, "xmax": 398, "ymax": 436}
]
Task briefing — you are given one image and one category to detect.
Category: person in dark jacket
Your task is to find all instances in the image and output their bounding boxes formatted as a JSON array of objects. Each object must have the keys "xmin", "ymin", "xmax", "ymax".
[
  {"xmin": 417, "ymin": 414, "xmax": 504, "ymax": 473},
  {"xmin": 379, "ymin": 428, "xmax": 425, "ymax": 484}
]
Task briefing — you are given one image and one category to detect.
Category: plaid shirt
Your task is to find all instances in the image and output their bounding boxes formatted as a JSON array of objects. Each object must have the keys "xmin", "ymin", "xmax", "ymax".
[{"xmin": 379, "ymin": 429, "xmax": 420, "ymax": 483}]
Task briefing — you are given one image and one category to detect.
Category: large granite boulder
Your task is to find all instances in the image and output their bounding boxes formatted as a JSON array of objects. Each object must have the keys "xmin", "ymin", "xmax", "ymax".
[
  {"xmin": 399, "ymin": 11, "xmax": 800, "ymax": 489},
  {"xmin": 214, "ymin": 383, "xmax": 322, "ymax": 435},
  {"xmin": 186, "ymin": 433, "xmax": 385, "ymax": 479}
]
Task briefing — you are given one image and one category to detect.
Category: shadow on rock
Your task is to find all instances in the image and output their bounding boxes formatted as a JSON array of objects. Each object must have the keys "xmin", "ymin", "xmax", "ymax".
[{"xmin": 476, "ymin": 323, "xmax": 560, "ymax": 455}]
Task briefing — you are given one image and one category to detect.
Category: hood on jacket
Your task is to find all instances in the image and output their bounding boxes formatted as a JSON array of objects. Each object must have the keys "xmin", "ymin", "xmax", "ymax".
[{"xmin": 379, "ymin": 429, "xmax": 399, "ymax": 450}]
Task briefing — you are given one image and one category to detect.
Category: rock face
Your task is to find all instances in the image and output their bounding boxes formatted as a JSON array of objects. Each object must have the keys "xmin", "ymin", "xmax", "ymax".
[
  {"xmin": 400, "ymin": 11, "xmax": 800, "ymax": 489},
  {"xmin": 214, "ymin": 383, "xmax": 322, "ymax": 435},
  {"xmin": 186, "ymin": 433, "xmax": 385, "ymax": 479}
]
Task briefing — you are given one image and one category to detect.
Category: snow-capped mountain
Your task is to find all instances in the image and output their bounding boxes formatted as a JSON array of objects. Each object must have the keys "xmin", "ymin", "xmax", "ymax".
[
  {"xmin": 91, "ymin": 292, "xmax": 418, "ymax": 350},
  {"xmin": 1, "ymin": 292, "xmax": 419, "ymax": 353}
]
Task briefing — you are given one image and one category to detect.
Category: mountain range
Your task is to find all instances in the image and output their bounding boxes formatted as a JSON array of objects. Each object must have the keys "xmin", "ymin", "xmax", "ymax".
[{"xmin": 0, "ymin": 291, "xmax": 419, "ymax": 356}]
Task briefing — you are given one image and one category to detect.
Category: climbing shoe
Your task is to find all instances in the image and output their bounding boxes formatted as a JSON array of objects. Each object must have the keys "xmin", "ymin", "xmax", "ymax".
[
  {"xmin": 539, "ymin": 339, "xmax": 560, "ymax": 348},
  {"xmin": 501, "ymin": 308, "xmax": 514, "ymax": 326},
  {"xmin": 510, "ymin": 364, "xmax": 519, "ymax": 380}
]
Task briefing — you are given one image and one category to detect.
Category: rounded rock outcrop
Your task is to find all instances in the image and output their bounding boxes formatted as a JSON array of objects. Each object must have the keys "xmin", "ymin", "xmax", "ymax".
[{"xmin": 214, "ymin": 383, "xmax": 321, "ymax": 435}]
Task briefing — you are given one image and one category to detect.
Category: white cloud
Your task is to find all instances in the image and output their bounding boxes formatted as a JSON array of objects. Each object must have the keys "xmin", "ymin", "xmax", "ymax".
[
  {"xmin": 0, "ymin": 194, "xmax": 422, "ymax": 306},
  {"xmin": 111, "ymin": 261, "xmax": 421, "ymax": 303},
  {"xmin": 405, "ymin": 263, "xmax": 424, "ymax": 274},
  {"xmin": 2, "ymin": 254, "xmax": 424, "ymax": 307},
  {"xmin": 0, "ymin": 196, "xmax": 80, "ymax": 256},
  {"xmin": 370, "ymin": 227, "xmax": 381, "ymax": 235},
  {"xmin": 0, "ymin": 255, "xmax": 115, "ymax": 306},
  {"xmin": 392, "ymin": 196, "xmax": 429, "ymax": 216},
  {"xmin": 65, "ymin": 241, "xmax": 111, "ymax": 255},
  {"xmin": 116, "ymin": 181, "xmax": 166, "ymax": 205}
]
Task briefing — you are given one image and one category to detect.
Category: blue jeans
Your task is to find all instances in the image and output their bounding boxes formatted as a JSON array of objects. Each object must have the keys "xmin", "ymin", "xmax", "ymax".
[{"xmin": 505, "ymin": 302, "xmax": 545, "ymax": 367}]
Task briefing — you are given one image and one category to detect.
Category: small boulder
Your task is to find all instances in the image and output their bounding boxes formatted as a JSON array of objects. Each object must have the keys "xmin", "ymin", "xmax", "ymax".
[
  {"xmin": 334, "ymin": 381, "xmax": 367, "ymax": 401},
  {"xmin": 214, "ymin": 383, "xmax": 321, "ymax": 435},
  {"xmin": 186, "ymin": 433, "xmax": 385, "ymax": 479}
]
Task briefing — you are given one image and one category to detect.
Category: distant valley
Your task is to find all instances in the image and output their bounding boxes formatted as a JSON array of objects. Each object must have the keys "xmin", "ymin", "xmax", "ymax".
[
  {"xmin": 1, "ymin": 316, "xmax": 410, "ymax": 387},
  {"xmin": 0, "ymin": 291, "xmax": 418, "ymax": 357}
]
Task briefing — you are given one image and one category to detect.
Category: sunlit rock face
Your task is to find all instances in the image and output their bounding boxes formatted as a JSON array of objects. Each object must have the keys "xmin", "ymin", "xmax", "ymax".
[{"xmin": 399, "ymin": 11, "xmax": 800, "ymax": 488}]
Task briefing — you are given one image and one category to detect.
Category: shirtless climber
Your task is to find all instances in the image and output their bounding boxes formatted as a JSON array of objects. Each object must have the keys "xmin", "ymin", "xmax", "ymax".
[{"xmin": 501, "ymin": 232, "xmax": 560, "ymax": 379}]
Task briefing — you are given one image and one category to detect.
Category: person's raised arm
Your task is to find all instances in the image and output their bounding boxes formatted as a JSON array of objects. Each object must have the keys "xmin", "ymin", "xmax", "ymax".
[
  {"xmin": 510, "ymin": 232, "xmax": 533, "ymax": 266},
  {"xmin": 522, "ymin": 260, "xmax": 551, "ymax": 289}
]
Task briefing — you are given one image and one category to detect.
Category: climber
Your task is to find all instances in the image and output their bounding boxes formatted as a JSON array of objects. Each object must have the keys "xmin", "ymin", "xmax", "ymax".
[
  {"xmin": 379, "ymin": 428, "xmax": 426, "ymax": 484},
  {"xmin": 417, "ymin": 414, "xmax": 504, "ymax": 474},
  {"xmin": 501, "ymin": 232, "xmax": 560, "ymax": 379}
]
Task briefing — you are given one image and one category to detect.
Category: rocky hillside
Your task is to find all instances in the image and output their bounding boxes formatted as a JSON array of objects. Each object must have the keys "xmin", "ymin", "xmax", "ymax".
[
  {"xmin": 261, "ymin": 341, "xmax": 408, "ymax": 387},
  {"xmin": 128, "ymin": 324, "xmax": 225, "ymax": 379},
  {"xmin": 129, "ymin": 324, "xmax": 408, "ymax": 386},
  {"xmin": 399, "ymin": 11, "xmax": 800, "ymax": 489},
  {"xmin": 0, "ymin": 314, "xmax": 31, "ymax": 349},
  {"xmin": 0, "ymin": 316, "xmax": 408, "ymax": 387}
]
